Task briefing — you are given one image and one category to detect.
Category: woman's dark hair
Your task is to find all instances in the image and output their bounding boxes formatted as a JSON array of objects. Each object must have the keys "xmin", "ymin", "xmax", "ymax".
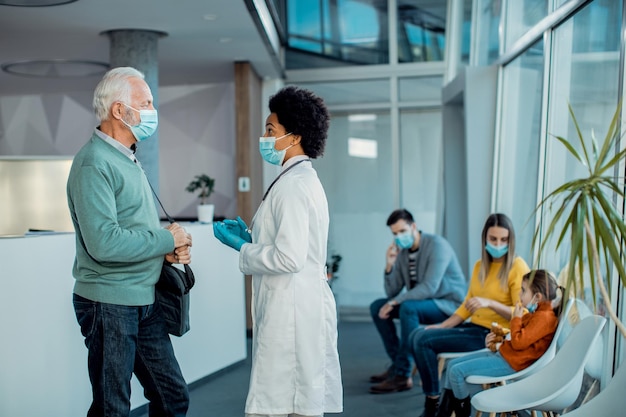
[
  {"xmin": 269, "ymin": 86, "xmax": 330, "ymax": 158},
  {"xmin": 523, "ymin": 269, "xmax": 565, "ymax": 316},
  {"xmin": 479, "ymin": 213, "xmax": 517, "ymax": 287},
  {"xmin": 386, "ymin": 209, "xmax": 414, "ymax": 226}
]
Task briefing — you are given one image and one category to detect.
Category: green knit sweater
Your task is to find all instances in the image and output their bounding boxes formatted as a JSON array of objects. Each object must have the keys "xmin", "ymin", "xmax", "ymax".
[{"xmin": 67, "ymin": 134, "xmax": 174, "ymax": 305}]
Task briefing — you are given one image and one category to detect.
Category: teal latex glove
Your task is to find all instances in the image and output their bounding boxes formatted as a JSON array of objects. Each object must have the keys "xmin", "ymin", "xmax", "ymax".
[
  {"xmin": 223, "ymin": 216, "xmax": 252, "ymax": 243},
  {"xmin": 213, "ymin": 221, "xmax": 247, "ymax": 251}
]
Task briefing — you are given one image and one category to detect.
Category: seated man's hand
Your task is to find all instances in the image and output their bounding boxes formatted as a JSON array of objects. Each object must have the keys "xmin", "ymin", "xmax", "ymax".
[{"xmin": 378, "ymin": 300, "xmax": 397, "ymax": 319}]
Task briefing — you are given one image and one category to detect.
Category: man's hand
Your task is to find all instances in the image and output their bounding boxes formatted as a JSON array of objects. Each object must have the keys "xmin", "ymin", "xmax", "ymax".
[
  {"xmin": 378, "ymin": 300, "xmax": 397, "ymax": 319},
  {"xmin": 385, "ymin": 243, "xmax": 398, "ymax": 273},
  {"xmin": 166, "ymin": 223, "xmax": 192, "ymax": 248},
  {"xmin": 165, "ymin": 245, "xmax": 191, "ymax": 264}
]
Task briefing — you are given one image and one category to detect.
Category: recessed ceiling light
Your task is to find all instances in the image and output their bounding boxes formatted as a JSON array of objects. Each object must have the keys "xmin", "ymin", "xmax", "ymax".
[
  {"xmin": 1, "ymin": 59, "xmax": 109, "ymax": 78},
  {"xmin": 0, "ymin": 0, "xmax": 78, "ymax": 6},
  {"xmin": 203, "ymin": 14, "xmax": 217, "ymax": 21},
  {"xmin": 218, "ymin": 38, "xmax": 233, "ymax": 43}
]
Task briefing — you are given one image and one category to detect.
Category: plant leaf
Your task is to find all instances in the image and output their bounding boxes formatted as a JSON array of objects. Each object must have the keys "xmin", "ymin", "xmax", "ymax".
[
  {"xmin": 553, "ymin": 135, "xmax": 587, "ymax": 169},
  {"xmin": 567, "ymin": 103, "xmax": 592, "ymax": 170}
]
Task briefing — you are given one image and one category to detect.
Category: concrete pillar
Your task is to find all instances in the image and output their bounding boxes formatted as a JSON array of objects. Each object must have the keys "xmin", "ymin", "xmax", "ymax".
[{"xmin": 103, "ymin": 29, "xmax": 167, "ymax": 193}]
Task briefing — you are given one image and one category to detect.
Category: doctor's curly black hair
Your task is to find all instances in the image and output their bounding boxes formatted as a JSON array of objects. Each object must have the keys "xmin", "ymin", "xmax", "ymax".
[{"xmin": 268, "ymin": 86, "xmax": 330, "ymax": 158}]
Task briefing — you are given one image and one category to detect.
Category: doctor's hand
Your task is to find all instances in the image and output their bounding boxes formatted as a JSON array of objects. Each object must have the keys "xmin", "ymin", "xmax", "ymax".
[
  {"xmin": 222, "ymin": 216, "xmax": 252, "ymax": 243},
  {"xmin": 213, "ymin": 221, "xmax": 247, "ymax": 251}
]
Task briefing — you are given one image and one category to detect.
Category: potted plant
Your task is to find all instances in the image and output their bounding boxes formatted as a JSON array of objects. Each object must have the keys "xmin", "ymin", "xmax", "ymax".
[
  {"xmin": 186, "ymin": 174, "xmax": 215, "ymax": 223},
  {"xmin": 531, "ymin": 103, "xmax": 626, "ymax": 338},
  {"xmin": 326, "ymin": 253, "xmax": 343, "ymax": 287}
]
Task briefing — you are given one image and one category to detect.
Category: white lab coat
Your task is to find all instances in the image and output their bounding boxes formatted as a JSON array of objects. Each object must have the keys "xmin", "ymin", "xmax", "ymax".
[{"xmin": 239, "ymin": 156, "xmax": 343, "ymax": 416}]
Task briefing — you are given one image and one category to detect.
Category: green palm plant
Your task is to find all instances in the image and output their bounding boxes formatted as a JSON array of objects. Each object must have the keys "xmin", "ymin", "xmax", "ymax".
[{"xmin": 531, "ymin": 103, "xmax": 626, "ymax": 338}]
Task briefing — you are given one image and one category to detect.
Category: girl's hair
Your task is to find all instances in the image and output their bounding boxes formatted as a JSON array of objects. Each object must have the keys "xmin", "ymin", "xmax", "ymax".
[
  {"xmin": 268, "ymin": 86, "xmax": 330, "ymax": 158},
  {"xmin": 479, "ymin": 213, "xmax": 517, "ymax": 287},
  {"xmin": 524, "ymin": 269, "xmax": 565, "ymax": 316},
  {"xmin": 93, "ymin": 67, "xmax": 145, "ymax": 122}
]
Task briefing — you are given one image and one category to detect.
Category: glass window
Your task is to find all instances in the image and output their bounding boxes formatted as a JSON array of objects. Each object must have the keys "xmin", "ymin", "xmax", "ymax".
[
  {"xmin": 287, "ymin": 0, "xmax": 324, "ymax": 54},
  {"xmin": 286, "ymin": 0, "xmax": 389, "ymax": 68},
  {"xmin": 494, "ymin": 38, "xmax": 544, "ymax": 262},
  {"xmin": 472, "ymin": 0, "xmax": 502, "ymax": 65},
  {"xmin": 540, "ymin": 0, "xmax": 621, "ymax": 278},
  {"xmin": 503, "ymin": 0, "xmax": 549, "ymax": 52},
  {"xmin": 312, "ymin": 111, "xmax": 393, "ymax": 305},
  {"xmin": 397, "ymin": 0, "xmax": 447, "ymax": 63},
  {"xmin": 399, "ymin": 109, "xmax": 443, "ymax": 233},
  {"xmin": 460, "ymin": 0, "xmax": 472, "ymax": 65},
  {"xmin": 295, "ymin": 79, "xmax": 390, "ymax": 105},
  {"xmin": 540, "ymin": 0, "xmax": 623, "ymax": 373},
  {"xmin": 398, "ymin": 76, "xmax": 443, "ymax": 103}
]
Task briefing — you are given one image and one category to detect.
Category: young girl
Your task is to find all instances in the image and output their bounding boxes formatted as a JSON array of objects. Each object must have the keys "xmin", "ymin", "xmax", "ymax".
[{"xmin": 436, "ymin": 269, "xmax": 564, "ymax": 417}]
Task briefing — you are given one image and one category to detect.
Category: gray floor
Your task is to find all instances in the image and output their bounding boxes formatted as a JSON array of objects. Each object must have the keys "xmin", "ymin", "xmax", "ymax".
[{"xmin": 137, "ymin": 320, "xmax": 426, "ymax": 417}]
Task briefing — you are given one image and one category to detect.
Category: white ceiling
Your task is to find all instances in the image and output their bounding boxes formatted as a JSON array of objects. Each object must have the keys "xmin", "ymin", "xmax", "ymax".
[{"xmin": 0, "ymin": 0, "xmax": 278, "ymax": 96}]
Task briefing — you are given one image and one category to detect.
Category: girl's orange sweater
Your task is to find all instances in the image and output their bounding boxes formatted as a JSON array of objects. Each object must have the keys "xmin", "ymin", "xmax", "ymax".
[{"xmin": 499, "ymin": 301, "xmax": 558, "ymax": 371}]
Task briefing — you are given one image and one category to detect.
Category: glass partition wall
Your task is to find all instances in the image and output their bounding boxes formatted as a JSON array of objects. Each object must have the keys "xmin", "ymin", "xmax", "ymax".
[{"xmin": 493, "ymin": 0, "xmax": 625, "ymax": 377}]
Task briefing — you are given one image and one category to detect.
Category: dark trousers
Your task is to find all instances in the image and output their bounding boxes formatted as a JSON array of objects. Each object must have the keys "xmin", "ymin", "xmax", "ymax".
[
  {"xmin": 410, "ymin": 323, "xmax": 489, "ymax": 396},
  {"xmin": 73, "ymin": 294, "xmax": 189, "ymax": 417},
  {"xmin": 370, "ymin": 298, "xmax": 448, "ymax": 377}
]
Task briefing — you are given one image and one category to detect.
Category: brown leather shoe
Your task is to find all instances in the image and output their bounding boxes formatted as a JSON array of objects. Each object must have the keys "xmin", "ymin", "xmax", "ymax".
[
  {"xmin": 369, "ymin": 375, "xmax": 413, "ymax": 394},
  {"xmin": 369, "ymin": 369, "xmax": 391, "ymax": 383}
]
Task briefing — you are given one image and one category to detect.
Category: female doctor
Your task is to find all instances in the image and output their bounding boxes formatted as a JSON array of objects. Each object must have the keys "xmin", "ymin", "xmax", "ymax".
[{"xmin": 213, "ymin": 86, "xmax": 343, "ymax": 417}]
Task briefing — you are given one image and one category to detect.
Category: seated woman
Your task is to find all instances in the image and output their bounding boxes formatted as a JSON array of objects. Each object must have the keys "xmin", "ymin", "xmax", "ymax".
[
  {"xmin": 436, "ymin": 269, "xmax": 563, "ymax": 417},
  {"xmin": 410, "ymin": 213, "xmax": 529, "ymax": 417}
]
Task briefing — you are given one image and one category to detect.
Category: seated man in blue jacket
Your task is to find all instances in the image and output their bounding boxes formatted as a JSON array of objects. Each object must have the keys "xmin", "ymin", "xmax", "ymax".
[{"xmin": 369, "ymin": 208, "xmax": 467, "ymax": 394}]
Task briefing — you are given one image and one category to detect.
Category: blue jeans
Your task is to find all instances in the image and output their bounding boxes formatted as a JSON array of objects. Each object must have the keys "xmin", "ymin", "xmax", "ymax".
[
  {"xmin": 443, "ymin": 350, "xmax": 514, "ymax": 399},
  {"xmin": 73, "ymin": 294, "xmax": 189, "ymax": 417},
  {"xmin": 410, "ymin": 323, "xmax": 489, "ymax": 396},
  {"xmin": 370, "ymin": 298, "xmax": 448, "ymax": 377}
]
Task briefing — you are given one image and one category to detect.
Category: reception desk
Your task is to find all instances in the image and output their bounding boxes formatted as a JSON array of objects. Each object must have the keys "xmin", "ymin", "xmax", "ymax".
[{"xmin": 0, "ymin": 224, "xmax": 246, "ymax": 417}]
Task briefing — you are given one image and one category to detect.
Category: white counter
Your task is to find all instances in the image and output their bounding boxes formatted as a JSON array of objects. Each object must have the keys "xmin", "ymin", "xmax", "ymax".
[{"xmin": 0, "ymin": 224, "xmax": 246, "ymax": 417}]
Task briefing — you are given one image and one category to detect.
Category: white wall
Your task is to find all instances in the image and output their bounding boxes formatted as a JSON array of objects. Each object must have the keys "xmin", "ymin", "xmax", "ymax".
[
  {"xmin": 0, "ymin": 224, "xmax": 246, "ymax": 417},
  {"xmin": 0, "ymin": 82, "xmax": 237, "ymax": 221}
]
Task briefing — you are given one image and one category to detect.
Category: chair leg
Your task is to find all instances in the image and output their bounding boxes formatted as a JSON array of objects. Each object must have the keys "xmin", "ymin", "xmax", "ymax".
[
  {"xmin": 438, "ymin": 357, "xmax": 446, "ymax": 380},
  {"xmin": 580, "ymin": 379, "xmax": 598, "ymax": 405}
]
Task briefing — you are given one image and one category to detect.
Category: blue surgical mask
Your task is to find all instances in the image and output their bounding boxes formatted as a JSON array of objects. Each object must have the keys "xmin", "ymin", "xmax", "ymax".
[
  {"xmin": 527, "ymin": 296, "xmax": 538, "ymax": 313},
  {"xmin": 395, "ymin": 231, "xmax": 414, "ymax": 250},
  {"xmin": 121, "ymin": 103, "xmax": 158, "ymax": 142},
  {"xmin": 485, "ymin": 243, "xmax": 508, "ymax": 259},
  {"xmin": 259, "ymin": 133, "xmax": 293, "ymax": 165}
]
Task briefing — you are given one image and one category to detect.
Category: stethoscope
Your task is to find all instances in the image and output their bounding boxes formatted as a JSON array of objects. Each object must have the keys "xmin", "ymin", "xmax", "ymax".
[{"xmin": 246, "ymin": 158, "xmax": 311, "ymax": 234}]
